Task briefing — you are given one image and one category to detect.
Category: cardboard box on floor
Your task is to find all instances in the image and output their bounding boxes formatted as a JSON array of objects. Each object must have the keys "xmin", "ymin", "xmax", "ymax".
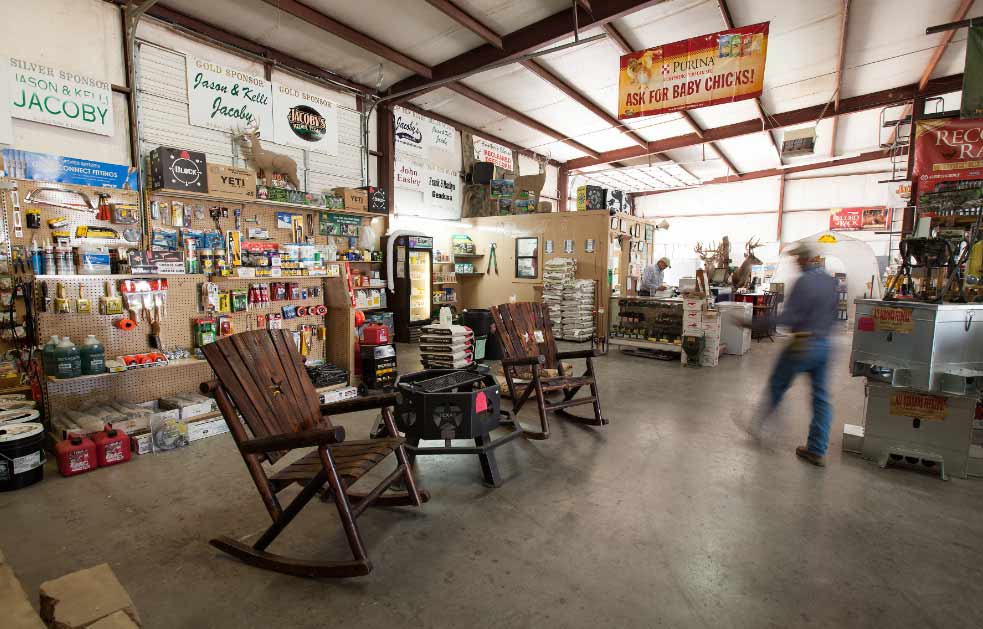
[
  {"xmin": 40, "ymin": 563, "xmax": 141, "ymax": 628},
  {"xmin": 0, "ymin": 548, "xmax": 45, "ymax": 629}
]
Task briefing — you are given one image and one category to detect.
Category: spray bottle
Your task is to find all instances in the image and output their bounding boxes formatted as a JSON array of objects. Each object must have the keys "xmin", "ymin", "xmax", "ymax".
[{"xmin": 30, "ymin": 240, "xmax": 43, "ymax": 275}]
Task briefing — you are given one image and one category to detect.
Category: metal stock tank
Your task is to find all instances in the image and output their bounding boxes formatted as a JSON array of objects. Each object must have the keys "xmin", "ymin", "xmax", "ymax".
[{"xmin": 850, "ymin": 299, "xmax": 983, "ymax": 396}]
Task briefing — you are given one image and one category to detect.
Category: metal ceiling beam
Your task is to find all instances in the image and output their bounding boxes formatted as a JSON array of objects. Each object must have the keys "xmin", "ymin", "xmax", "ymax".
[
  {"xmin": 829, "ymin": 0, "xmax": 851, "ymax": 157},
  {"xmin": 632, "ymin": 148, "xmax": 902, "ymax": 196},
  {"xmin": 566, "ymin": 73, "xmax": 962, "ymax": 170},
  {"xmin": 424, "ymin": 0, "xmax": 503, "ymax": 48},
  {"xmin": 135, "ymin": 3, "xmax": 373, "ymax": 94},
  {"xmin": 386, "ymin": 0, "xmax": 668, "ymax": 98},
  {"xmin": 445, "ymin": 82, "xmax": 601, "ymax": 158},
  {"xmin": 716, "ymin": 0, "xmax": 781, "ymax": 163},
  {"xmin": 258, "ymin": 0, "xmax": 432, "ymax": 78},
  {"xmin": 398, "ymin": 102, "xmax": 562, "ymax": 167},
  {"xmin": 518, "ymin": 59, "xmax": 647, "ymax": 150},
  {"xmin": 601, "ymin": 22, "xmax": 635, "ymax": 55},
  {"xmin": 887, "ymin": 0, "xmax": 972, "ymax": 147}
]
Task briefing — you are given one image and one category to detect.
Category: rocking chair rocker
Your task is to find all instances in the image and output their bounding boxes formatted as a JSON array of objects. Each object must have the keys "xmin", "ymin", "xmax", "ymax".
[
  {"xmin": 200, "ymin": 329, "xmax": 429, "ymax": 578},
  {"xmin": 491, "ymin": 302, "xmax": 607, "ymax": 439}
]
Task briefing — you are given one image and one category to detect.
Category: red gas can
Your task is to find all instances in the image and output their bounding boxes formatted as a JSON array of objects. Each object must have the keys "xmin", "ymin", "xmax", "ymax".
[
  {"xmin": 92, "ymin": 425, "xmax": 131, "ymax": 467},
  {"xmin": 55, "ymin": 434, "xmax": 97, "ymax": 477},
  {"xmin": 362, "ymin": 323, "xmax": 391, "ymax": 345}
]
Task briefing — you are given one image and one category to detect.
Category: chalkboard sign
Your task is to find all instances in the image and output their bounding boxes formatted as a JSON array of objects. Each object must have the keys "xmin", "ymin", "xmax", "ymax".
[
  {"xmin": 360, "ymin": 186, "xmax": 388, "ymax": 214},
  {"xmin": 584, "ymin": 185, "xmax": 605, "ymax": 211}
]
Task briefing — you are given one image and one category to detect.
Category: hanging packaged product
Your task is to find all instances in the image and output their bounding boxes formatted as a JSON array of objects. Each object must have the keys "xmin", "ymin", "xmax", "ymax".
[
  {"xmin": 217, "ymin": 315, "xmax": 233, "ymax": 337},
  {"xmin": 25, "ymin": 208, "xmax": 41, "ymax": 229},
  {"xmin": 110, "ymin": 203, "xmax": 139, "ymax": 225},
  {"xmin": 185, "ymin": 239, "xmax": 199, "ymax": 274},
  {"xmin": 201, "ymin": 282, "xmax": 220, "ymax": 312},
  {"xmin": 227, "ymin": 230, "xmax": 242, "ymax": 267},
  {"xmin": 231, "ymin": 289, "xmax": 248, "ymax": 312},
  {"xmin": 194, "ymin": 317, "xmax": 217, "ymax": 347}
]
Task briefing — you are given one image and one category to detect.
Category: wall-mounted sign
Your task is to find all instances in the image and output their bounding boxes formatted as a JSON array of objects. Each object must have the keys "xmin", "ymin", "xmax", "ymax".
[
  {"xmin": 394, "ymin": 158, "xmax": 424, "ymax": 192},
  {"xmin": 271, "ymin": 84, "xmax": 338, "ymax": 155},
  {"xmin": 394, "ymin": 107, "xmax": 427, "ymax": 156},
  {"xmin": 319, "ymin": 212, "xmax": 361, "ymax": 237},
  {"xmin": 7, "ymin": 56, "xmax": 114, "ymax": 135},
  {"xmin": 829, "ymin": 206, "xmax": 890, "ymax": 231},
  {"xmin": 185, "ymin": 56, "xmax": 273, "ymax": 137},
  {"xmin": 1, "ymin": 148, "xmax": 138, "ymax": 189},
  {"xmin": 431, "ymin": 117, "xmax": 454, "ymax": 154},
  {"xmin": 913, "ymin": 117, "xmax": 983, "ymax": 195},
  {"xmin": 473, "ymin": 137, "xmax": 513, "ymax": 172},
  {"xmin": 149, "ymin": 146, "xmax": 208, "ymax": 192},
  {"xmin": 427, "ymin": 169, "xmax": 459, "ymax": 210},
  {"xmin": 618, "ymin": 22, "xmax": 769, "ymax": 120}
]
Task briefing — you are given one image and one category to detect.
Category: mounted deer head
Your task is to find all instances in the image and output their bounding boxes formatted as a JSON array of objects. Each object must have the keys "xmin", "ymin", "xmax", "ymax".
[
  {"xmin": 732, "ymin": 237, "xmax": 764, "ymax": 289},
  {"xmin": 235, "ymin": 117, "xmax": 302, "ymax": 191}
]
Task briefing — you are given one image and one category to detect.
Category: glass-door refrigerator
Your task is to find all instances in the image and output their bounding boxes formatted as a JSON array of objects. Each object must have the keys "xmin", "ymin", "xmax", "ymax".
[{"xmin": 387, "ymin": 235, "xmax": 433, "ymax": 342}]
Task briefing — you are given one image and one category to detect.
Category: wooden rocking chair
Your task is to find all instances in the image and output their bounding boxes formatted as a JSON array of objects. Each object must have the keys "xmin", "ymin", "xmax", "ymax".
[
  {"xmin": 200, "ymin": 329, "xmax": 429, "ymax": 578},
  {"xmin": 490, "ymin": 302, "xmax": 607, "ymax": 440}
]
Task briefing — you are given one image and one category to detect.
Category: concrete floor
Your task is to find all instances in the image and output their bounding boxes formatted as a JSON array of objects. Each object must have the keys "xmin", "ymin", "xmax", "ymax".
[{"xmin": 2, "ymin": 331, "xmax": 983, "ymax": 628}]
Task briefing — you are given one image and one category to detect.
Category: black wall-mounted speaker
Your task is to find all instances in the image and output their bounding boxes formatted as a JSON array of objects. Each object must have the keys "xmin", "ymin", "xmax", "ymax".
[{"xmin": 471, "ymin": 161, "xmax": 494, "ymax": 185}]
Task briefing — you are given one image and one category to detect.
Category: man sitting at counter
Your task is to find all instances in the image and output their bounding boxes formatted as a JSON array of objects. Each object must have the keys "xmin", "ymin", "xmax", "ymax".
[{"xmin": 638, "ymin": 257, "xmax": 671, "ymax": 296}]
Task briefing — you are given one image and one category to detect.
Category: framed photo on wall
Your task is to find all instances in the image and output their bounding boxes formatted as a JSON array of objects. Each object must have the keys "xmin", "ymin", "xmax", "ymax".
[{"xmin": 515, "ymin": 237, "xmax": 539, "ymax": 279}]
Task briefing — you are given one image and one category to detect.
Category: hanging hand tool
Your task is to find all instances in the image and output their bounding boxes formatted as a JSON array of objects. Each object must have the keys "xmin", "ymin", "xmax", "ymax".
[
  {"xmin": 11, "ymin": 187, "xmax": 22, "ymax": 238},
  {"xmin": 54, "ymin": 282, "xmax": 70, "ymax": 313},
  {"xmin": 76, "ymin": 225, "xmax": 121, "ymax": 239},
  {"xmin": 234, "ymin": 207, "xmax": 241, "ymax": 231},
  {"xmin": 96, "ymin": 193, "xmax": 112, "ymax": 221},
  {"xmin": 25, "ymin": 187, "xmax": 94, "ymax": 212},
  {"xmin": 76, "ymin": 284, "xmax": 90, "ymax": 313},
  {"xmin": 99, "ymin": 281, "xmax": 123, "ymax": 315},
  {"xmin": 486, "ymin": 242, "xmax": 498, "ymax": 275},
  {"xmin": 40, "ymin": 282, "xmax": 49, "ymax": 313}
]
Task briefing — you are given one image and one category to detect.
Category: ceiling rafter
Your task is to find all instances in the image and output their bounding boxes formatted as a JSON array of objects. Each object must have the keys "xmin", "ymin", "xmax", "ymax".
[
  {"xmin": 444, "ymin": 82, "xmax": 602, "ymax": 158},
  {"xmin": 716, "ymin": 0, "xmax": 782, "ymax": 164},
  {"xmin": 423, "ymin": 0, "xmax": 503, "ymax": 49},
  {"xmin": 258, "ymin": 0, "xmax": 432, "ymax": 78},
  {"xmin": 518, "ymin": 60, "xmax": 648, "ymax": 150},
  {"xmin": 633, "ymin": 148, "xmax": 905, "ymax": 196},
  {"xmin": 387, "ymin": 0, "xmax": 668, "ymax": 98},
  {"xmin": 829, "ymin": 0, "xmax": 851, "ymax": 157},
  {"xmin": 566, "ymin": 73, "xmax": 963, "ymax": 171}
]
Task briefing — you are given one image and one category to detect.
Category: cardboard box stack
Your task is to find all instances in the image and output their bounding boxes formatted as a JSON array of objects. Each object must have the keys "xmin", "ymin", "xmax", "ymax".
[
  {"xmin": 560, "ymin": 279, "xmax": 596, "ymax": 341},
  {"xmin": 680, "ymin": 297, "xmax": 723, "ymax": 367},
  {"xmin": 543, "ymin": 257, "xmax": 576, "ymax": 328}
]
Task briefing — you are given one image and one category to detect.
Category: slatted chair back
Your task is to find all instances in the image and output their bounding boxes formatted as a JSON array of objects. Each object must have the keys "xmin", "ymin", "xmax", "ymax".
[
  {"xmin": 490, "ymin": 302, "xmax": 558, "ymax": 370},
  {"xmin": 201, "ymin": 329, "xmax": 322, "ymax": 462}
]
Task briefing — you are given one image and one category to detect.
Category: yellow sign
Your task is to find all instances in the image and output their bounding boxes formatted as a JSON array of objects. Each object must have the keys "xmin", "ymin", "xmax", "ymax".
[
  {"xmin": 618, "ymin": 23, "xmax": 769, "ymax": 120},
  {"xmin": 872, "ymin": 306, "xmax": 913, "ymax": 333},
  {"xmin": 817, "ymin": 234, "xmax": 837, "ymax": 243},
  {"xmin": 890, "ymin": 391, "xmax": 947, "ymax": 421}
]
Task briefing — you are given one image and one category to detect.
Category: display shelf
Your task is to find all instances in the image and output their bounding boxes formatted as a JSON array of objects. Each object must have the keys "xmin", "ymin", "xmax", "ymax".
[
  {"xmin": 432, "ymin": 281, "xmax": 457, "ymax": 285},
  {"xmin": 453, "ymin": 253, "xmax": 484, "ymax": 258},
  {"xmin": 609, "ymin": 338, "xmax": 682, "ymax": 352},
  {"xmin": 208, "ymin": 274, "xmax": 329, "ymax": 282},
  {"xmin": 347, "ymin": 260, "xmax": 383, "ymax": 264},
  {"xmin": 150, "ymin": 189, "xmax": 382, "ymax": 219},
  {"xmin": 356, "ymin": 305, "xmax": 388, "ymax": 311},
  {"xmin": 433, "ymin": 300, "xmax": 457, "ymax": 305},
  {"xmin": 457, "ymin": 273, "xmax": 485, "ymax": 277},
  {"xmin": 46, "ymin": 357, "xmax": 209, "ymax": 385},
  {"xmin": 32, "ymin": 273, "xmax": 207, "ymax": 280}
]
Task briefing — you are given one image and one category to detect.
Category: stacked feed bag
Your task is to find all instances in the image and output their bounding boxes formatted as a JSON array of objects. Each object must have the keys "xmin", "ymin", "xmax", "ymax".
[
  {"xmin": 560, "ymin": 279, "xmax": 596, "ymax": 341},
  {"xmin": 420, "ymin": 324, "xmax": 475, "ymax": 369},
  {"xmin": 543, "ymin": 258, "xmax": 577, "ymax": 327}
]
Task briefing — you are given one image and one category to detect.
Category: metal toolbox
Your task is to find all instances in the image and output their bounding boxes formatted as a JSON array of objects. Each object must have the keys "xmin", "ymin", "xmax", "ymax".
[
  {"xmin": 850, "ymin": 299, "xmax": 983, "ymax": 395},
  {"xmin": 861, "ymin": 382, "xmax": 977, "ymax": 479}
]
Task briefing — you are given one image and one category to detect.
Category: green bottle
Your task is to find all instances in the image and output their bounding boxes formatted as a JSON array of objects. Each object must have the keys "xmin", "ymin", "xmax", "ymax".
[
  {"xmin": 79, "ymin": 335, "xmax": 106, "ymax": 376},
  {"xmin": 42, "ymin": 336, "xmax": 60, "ymax": 377},
  {"xmin": 54, "ymin": 336, "xmax": 82, "ymax": 379}
]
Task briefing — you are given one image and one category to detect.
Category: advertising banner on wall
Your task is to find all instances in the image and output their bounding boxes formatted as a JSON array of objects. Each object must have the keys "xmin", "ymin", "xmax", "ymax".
[
  {"xmin": 913, "ymin": 117, "xmax": 983, "ymax": 194},
  {"xmin": 185, "ymin": 56, "xmax": 273, "ymax": 137},
  {"xmin": 271, "ymin": 84, "xmax": 338, "ymax": 155},
  {"xmin": 829, "ymin": 206, "xmax": 890, "ymax": 231},
  {"xmin": 430, "ymin": 117, "xmax": 454, "ymax": 154},
  {"xmin": 473, "ymin": 136, "xmax": 513, "ymax": 171},
  {"xmin": 1, "ymin": 148, "xmax": 138, "ymax": 189},
  {"xmin": 427, "ymin": 168, "xmax": 459, "ymax": 211},
  {"xmin": 394, "ymin": 158, "xmax": 425, "ymax": 192},
  {"xmin": 6, "ymin": 56, "xmax": 114, "ymax": 135},
  {"xmin": 618, "ymin": 22, "xmax": 768, "ymax": 120},
  {"xmin": 962, "ymin": 26, "xmax": 983, "ymax": 119},
  {"xmin": 394, "ymin": 107, "xmax": 428, "ymax": 156}
]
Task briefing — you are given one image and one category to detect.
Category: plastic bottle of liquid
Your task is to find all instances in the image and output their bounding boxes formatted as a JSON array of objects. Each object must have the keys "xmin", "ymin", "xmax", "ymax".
[
  {"xmin": 43, "ymin": 242, "xmax": 56, "ymax": 277},
  {"xmin": 79, "ymin": 335, "xmax": 106, "ymax": 375},
  {"xmin": 30, "ymin": 240, "xmax": 43, "ymax": 275},
  {"xmin": 54, "ymin": 337, "xmax": 82, "ymax": 379},
  {"xmin": 42, "ymin": 336, "xmax": 60, "ymax": 377},
  {"xmin": 55, "ymin": 434, "xmax": 97, "ymax": 476},
  {"xmin": 92, "ymin": 424, "xmax": 131, "ymax": 467}
]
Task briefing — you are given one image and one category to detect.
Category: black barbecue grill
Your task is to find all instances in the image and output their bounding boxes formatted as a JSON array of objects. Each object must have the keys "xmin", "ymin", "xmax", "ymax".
[{"xmin": 392, "ymin": 366, "xmax": 521, "ymax": 487}]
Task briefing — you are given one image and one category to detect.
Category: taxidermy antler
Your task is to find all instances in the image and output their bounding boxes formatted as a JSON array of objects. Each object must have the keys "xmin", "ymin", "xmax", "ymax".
[
  {"xmin": 694, "ymin": 241, "xmax": 717, "ymax": 278},
  {"xmin": 731, "ymin": 237, "xmax": 763, "ymax": 289},
  {"xmin": 235, "ymin": 118, "xmax": 302, "ymax": 190}
]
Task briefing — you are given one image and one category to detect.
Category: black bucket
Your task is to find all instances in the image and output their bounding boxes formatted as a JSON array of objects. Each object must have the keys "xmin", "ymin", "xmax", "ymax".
[{"xmin": 0, "ymin": 423, "xmax": 45, "ymax": 492}]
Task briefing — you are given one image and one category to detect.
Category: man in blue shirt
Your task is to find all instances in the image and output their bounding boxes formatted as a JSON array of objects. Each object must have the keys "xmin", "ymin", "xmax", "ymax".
[
  {"xmin": 747, "ymin": 242, "xmax": 839, "ymax": 466},
  {"xmin": 638, "ymin": 257, "xmax": 670, "ymax": 296}
]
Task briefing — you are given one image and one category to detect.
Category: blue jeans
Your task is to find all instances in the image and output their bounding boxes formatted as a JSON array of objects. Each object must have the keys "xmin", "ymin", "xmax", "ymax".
[{"xmin": 767, "ymin": 337, "xmax": 833, "ymax": 455}]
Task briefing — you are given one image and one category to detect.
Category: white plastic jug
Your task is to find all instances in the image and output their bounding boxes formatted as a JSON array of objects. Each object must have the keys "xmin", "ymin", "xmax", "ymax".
[{"xmin": 439, "ymin": 306, "xmax": 453, "ymax": 326}]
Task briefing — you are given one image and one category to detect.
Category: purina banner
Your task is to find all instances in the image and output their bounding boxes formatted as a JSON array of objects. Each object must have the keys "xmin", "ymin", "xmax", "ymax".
[
  {"xmin": 829, "ymin": 206, "xmax": 890, "ymax": 231},
  {"xmin": 618, "ymin": 22, "xmax": 768, "ymax": 120},
  {"xmin": 271, "ymin": 84, "xmax": 338, "ymax": 155}
]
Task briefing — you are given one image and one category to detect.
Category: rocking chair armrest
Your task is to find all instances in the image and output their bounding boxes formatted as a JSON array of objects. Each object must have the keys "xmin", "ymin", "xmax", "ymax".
[
  {"xmin": 501, "ymin": 355, "xmax": 545, "ymax": 367},
  {"xmin": 239, "ymin": 426, "xmax": 347, "ymax": 454},
  {"xmin": 555, "ymin": 348, "xmax": 600, "ymax": 360},
  {"xmin": 320, "ymin": 392, "xmax": 401, "ymax": 416}
]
